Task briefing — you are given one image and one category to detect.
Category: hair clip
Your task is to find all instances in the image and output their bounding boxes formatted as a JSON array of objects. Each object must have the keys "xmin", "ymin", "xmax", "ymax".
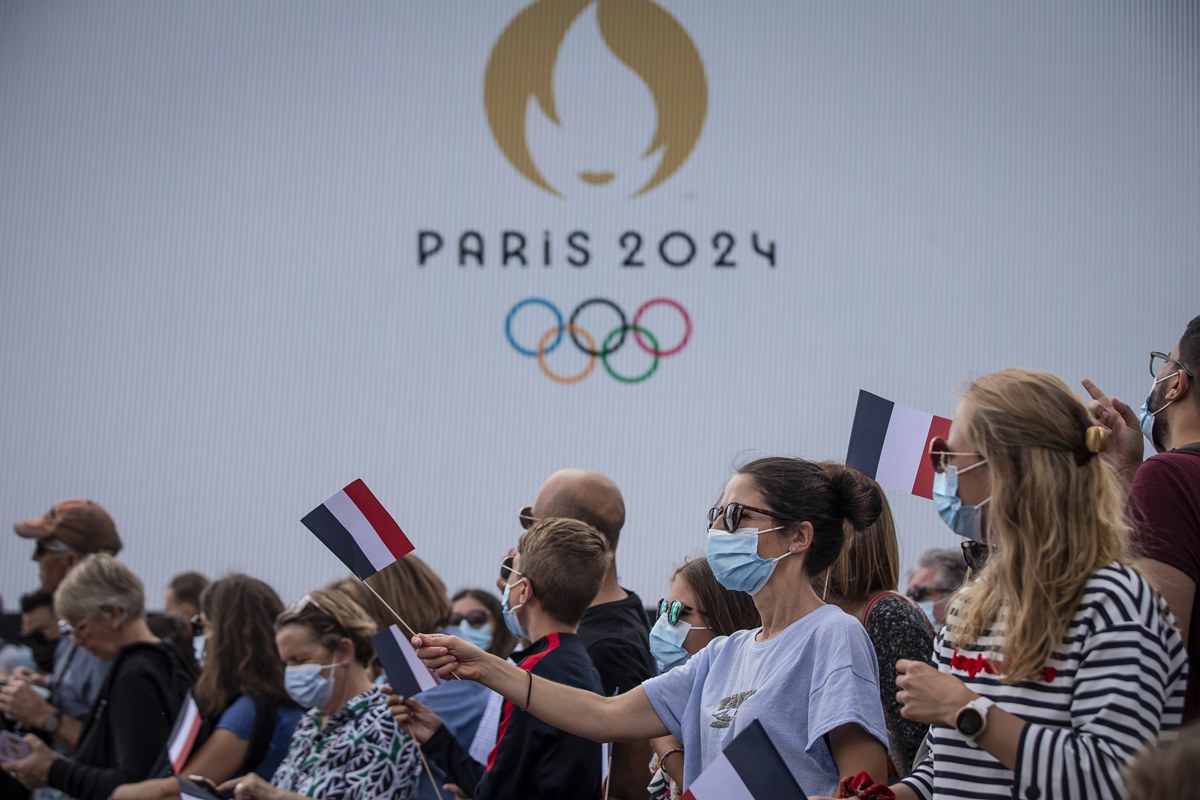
[{"xmin": 1084, "ymin": 425, "xmax": 1110, "ymax": 455}]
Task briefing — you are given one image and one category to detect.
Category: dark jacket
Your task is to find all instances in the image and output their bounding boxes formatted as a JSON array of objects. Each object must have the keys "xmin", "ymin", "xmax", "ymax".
[
  {"xmin": 47, "ymin": 639, "xmax": 194, "ymax": 800},
  {"xmin": 423, "ymin": 632, "xmax": 602, "ymax": 800}
]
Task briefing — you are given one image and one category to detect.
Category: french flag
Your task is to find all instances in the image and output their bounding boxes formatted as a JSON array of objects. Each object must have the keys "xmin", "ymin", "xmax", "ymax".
[
  {"xmin": 165, "ymin": 693, "xmax": 203, "ymax": 774},
  {"xmin": 372, "ymin": 624, "xmax": 440, "ymax": 698},
  {"xmin": 845, "ymin": 390, "xmax": 953, "ymax": 500},
  {"xmin": 681, "ymin": 719, "xmax": 806, "ymax": 799},
  {"xmin": 302, "ymin": 479, "xmax": 415, "ymax": 580}
]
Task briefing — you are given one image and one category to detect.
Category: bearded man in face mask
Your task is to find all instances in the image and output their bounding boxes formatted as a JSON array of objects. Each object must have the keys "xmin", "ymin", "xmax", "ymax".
[
  {"xmin": 1083, "ymin": 313, "xmax": 1200, "ymax": 722},
  {"xmin": 19, "ymin": 592, "xmax": 60, "ymax": 674}
]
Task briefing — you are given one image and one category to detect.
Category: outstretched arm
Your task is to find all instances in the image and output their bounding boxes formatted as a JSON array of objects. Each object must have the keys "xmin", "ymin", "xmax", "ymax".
[{"xmin": 413, "ymin": 633, "xmax": 668, "ymax": 743}]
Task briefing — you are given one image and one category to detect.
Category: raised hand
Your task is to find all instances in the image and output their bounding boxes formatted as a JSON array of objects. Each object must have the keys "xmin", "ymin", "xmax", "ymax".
[
  {"xmin": 411, "ymin": 633, "xmax": 491, "ymax": 682},
  {"xmin": 1081, "ymin": 378, "xmax": 1144, "ymax": 476}
]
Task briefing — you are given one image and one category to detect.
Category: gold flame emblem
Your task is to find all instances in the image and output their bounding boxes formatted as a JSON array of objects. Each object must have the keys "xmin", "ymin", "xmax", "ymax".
[{"xmin": 484, "ymin": 0, "xmax": 708, "ymax": 198}]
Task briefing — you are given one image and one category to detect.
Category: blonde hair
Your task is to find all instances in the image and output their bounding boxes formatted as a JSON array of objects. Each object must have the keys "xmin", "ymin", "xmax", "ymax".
[
  {"xmin": 276, "ymin": 587, "xmax": 377, "ymax": 666},
  {"xmin": 819, "ymin": 468, "xmax": 900, "ymax": 600},
  {"xmin": 949, "ymin": 368, "xmax": 1130, "ymax": 682},
  {"xmin": 1124, "ymin": 722, "xmax": 1200, "ymax": 799},
  {"xmin": 340, "ymin": 555, "xmax": 452, "ymax": 635},
  {"xmin": 54, "ymin": 553, "xmax": 145, "ymax": 626}
]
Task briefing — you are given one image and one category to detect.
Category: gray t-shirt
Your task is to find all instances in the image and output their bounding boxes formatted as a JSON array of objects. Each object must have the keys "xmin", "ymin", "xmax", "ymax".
[
  {"xmin": 50, "ymin": 638, "xmax": 109, "ymax": 722},
  {"xmin": 643, "ymin": 604, "xmax": 888, "ymax": 797}
]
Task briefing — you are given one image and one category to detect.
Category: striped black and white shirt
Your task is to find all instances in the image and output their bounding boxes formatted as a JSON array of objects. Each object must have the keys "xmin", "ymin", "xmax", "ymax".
[{"xmin": 901, "ymin": 562, "xmax": 1187, "ymax": 800}]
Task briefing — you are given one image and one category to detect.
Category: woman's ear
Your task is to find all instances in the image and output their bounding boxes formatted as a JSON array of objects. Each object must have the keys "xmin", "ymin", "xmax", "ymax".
[
  {"xmin": 103, "ymin": 603, "xmax": 123, "ymax": 628},
  {"xmin": 789, "ymin": 521, "xmax": 815, "ymax": 553},
  {"xmin": 337, "ymin": 636, "xmax": 355, "ymax": 663}
]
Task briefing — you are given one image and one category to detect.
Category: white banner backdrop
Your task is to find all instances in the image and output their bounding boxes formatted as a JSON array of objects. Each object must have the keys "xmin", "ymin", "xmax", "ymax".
[{"xmin": 1, "ymin": 1, "xmax": 1197, "ymax": 611}]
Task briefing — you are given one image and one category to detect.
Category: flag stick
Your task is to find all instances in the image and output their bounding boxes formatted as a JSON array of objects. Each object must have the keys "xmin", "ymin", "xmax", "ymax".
[
  {"xmin": 361, "ymin": 576, "xmax": 419, "ymax": 638},
  {"xmin": 360, "ymin": 574, "xmax": 461, "ymax": 680},
  {"xmin": 417, "ymin": 748, "xmax": 445, "ymax": 800}
]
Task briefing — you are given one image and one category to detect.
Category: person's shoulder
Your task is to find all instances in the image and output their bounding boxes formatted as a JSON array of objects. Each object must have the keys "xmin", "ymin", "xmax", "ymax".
[
  {"xmin": 1078, "ymin": 563, "xmax": 1168, "ymax": 627},
  {"xmin": 1134, "ymin": 450, "xmax": 1200, "ymax": 489}
]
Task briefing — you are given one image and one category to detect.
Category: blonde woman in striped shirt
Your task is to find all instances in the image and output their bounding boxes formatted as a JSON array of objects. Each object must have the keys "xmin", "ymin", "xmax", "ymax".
[{"xmin": 889, "ymin": 369, "xmax": 1187, "ymax": 800}]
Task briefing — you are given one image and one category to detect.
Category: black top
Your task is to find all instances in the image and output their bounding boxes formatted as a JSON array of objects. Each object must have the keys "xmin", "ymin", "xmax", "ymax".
[
  {"xmin": 423, "ymin": 632, "xmax": 603, "ymax": 800},
  {"xmin": 862, "ymin": 593, "xmax": 934, "ymax": 776},
  {"xmin": 47, "ymin": 640, "xmax": 194, "ymax": 800},
  {"xmin": 576, "ymin": 589, "xmax": 655, "ymax": 696}
]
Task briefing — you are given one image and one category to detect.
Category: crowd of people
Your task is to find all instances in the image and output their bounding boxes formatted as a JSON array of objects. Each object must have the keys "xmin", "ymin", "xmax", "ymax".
[{"xmin": 0, "ymin": 314, "xmax": 1198, "ymax": 799}]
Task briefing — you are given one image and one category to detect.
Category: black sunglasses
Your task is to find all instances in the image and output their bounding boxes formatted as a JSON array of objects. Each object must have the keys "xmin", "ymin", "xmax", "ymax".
[
  {"xmin": 907, "ymin": 585, "xmax": 950, "ymax": 603},
  {"xmin": 707, "ymin": 502, "xmax": 784, "ymax": 533},
  {"xmin": 34, "ymin": 540, "xmax": 74, "ymax": 559},
  {"xmin": 450, "ymin": 610, "xmax": 491, "ymax": 627},
  {"xmin": 961, "ymin": 541, "xmax": 994, "ymax": 573},
  {"xmin": 518, "ymin": 506, "xmax": 539, "ymax": 530},
  {"xmin": 657, "ymin": 598, "xmax": 701, "ymax": 626}
]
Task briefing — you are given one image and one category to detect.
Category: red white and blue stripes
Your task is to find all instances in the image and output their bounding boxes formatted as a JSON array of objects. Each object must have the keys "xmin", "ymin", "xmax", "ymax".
[{"xmin": 301, "ymin": 479, "xmax": 414, "ymax": 579}]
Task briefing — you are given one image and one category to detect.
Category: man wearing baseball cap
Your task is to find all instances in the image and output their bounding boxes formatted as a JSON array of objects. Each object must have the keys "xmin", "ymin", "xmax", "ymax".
[{"xmin": 0, "ymin": 500, "xmax": 123, "ymax": 752}]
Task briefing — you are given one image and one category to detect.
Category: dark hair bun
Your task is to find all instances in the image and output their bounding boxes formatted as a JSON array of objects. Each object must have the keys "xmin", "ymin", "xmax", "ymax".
[{"xmin": 824, "ymin": 464, "xmax": 883, "ymax": 531}]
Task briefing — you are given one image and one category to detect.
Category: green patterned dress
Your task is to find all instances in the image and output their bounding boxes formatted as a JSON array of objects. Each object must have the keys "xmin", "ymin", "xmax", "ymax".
[{"xmin": 271, "ymin": 688, "xmax": 420, "ymax": 799}]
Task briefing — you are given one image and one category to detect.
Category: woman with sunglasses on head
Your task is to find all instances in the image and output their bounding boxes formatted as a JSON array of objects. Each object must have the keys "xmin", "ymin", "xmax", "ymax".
[
  {"xmin": 218, "ymin": 588, "xmax": 420, "ymax": 800},
  {"xmin": 343, "ymin": 558, "xmax": 503, "ymax": 800},
  {"xmin": 407, "ymin": 457, "xmax": 891, "ymax": 796},
  {"xmin": 815, "ymin": 470, "xmax": 935, "ymax": 779},
  {"xmin": 890, "ymin": 368, "xmax": 1187, "ymax": 800},
  {"xmin": 647, "ymin": 557, "xmax": 760, "ymax": 799}
]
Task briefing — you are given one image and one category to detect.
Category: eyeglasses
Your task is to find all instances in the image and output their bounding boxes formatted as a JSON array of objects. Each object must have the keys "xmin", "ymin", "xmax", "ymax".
[
  {"xmin": 518, "ymin": 506, "xmax": 539, "ymax": 530},
  {"xmin": 1150, "ymin": 351, "xmax": 1193, "ymax": 379},
  {"xmin": 657, "ymin": 598, "xmax": 703, "ymax": 626},
  {"xmin": 928, "ymin": 436, "xmax": 985, "ymax": 474},
  {"xmin": 707, "ymin": 502, "xmax": 785, "ymax": 533},
  {"xmin": 907, "ymin": 585, "xmax": 950, "ymax": 603},
  {"xmin": 68, "ymin": 617, "xmax": 95, "ymax": 638},
  {"xmin": 450, "ymin": 610, "xmax": 491, "ymax": 627},
  {"xmin": 961, "ymin": 540, "xmax": 994, "ymax": 573},
  {"xmin": 34, "ymin": 540, "xmax": 75, "ymax": 559}
]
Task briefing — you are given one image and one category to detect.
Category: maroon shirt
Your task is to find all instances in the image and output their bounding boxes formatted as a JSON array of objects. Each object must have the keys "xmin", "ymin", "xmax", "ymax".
[{"xmin": 1129, "ymin": 447, "xmax": 1200, "ymax": 722}]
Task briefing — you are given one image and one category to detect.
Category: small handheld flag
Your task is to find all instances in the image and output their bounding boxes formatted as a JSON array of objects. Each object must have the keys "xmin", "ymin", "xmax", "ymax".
[
  {"xmin": 302, "ymin": 479, "xmax": 415, "ymax": 580},
  {"xmin": 165, "ymin": 693, "xmax": 203, "ymax": 775},
  {"xmin": 845, "ymin": 390, "xmax": 952, "ymax": 499},
  {"xmin": 372, "ymin": 624, "xmax": 440, "ymax": 698},
  {"xmin": 681, "ymin": 719, "xmax": 806, "ymax": 799},
  {"xmin": 176, "ymin": 776, "xmax": 222, "ymax": 799}
]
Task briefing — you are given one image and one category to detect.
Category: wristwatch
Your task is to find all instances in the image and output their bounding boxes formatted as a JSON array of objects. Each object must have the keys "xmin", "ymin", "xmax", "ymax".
[
  {"xmin": 954, "ymin": 696, "xmax": 995, "ymax": 744},
  {"xmin": 41, "ymin": 710, "xmax": 62, "ymax": 735}
]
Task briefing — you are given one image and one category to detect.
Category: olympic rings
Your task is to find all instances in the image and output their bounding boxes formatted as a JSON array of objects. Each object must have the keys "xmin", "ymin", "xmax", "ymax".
[
  {"xmin": 538, "ymin": 324, "xmax": 597, "ymax": 384},
  {"xmin": 506, "ymin": 297, "xmax": 690, "ymax": 384},
  {"xmin": 602, "ymin": 325, "xmax": 659, "ymax": 384}
]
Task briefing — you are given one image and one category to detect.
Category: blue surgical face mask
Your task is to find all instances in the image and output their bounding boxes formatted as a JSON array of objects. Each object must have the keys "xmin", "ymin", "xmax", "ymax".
[
  {"xmin": 917, "ymin": 599, "xmax": 938, "ymax": 627},
  {"xmin": 501, "ymin": 577, "xmax": 529, "ymax": 641},
  {"xmin": 706, "ymin": 526, "xmax": 790, "ymax": 595},
  {"xmin": 457, "ymin": 620, "xmax": 494, "ymax": 652},
  {"xmin": 193, "ymin": 635, "xmax": 207, "ymax": 670},
  {"xmin": 1139, "ymin": 372, "xmax": 1178, "ymax": 454},
  {"xmin": 932, "ymin": 461, "xmax": 990, "ymax": 542},
  {"xmin": 648, "ymin": 613, "xmax": 708, "ymax": 673},
  {"xmin": 284, "ymin": 658, "xmax": 343, "ymax": 710}
]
